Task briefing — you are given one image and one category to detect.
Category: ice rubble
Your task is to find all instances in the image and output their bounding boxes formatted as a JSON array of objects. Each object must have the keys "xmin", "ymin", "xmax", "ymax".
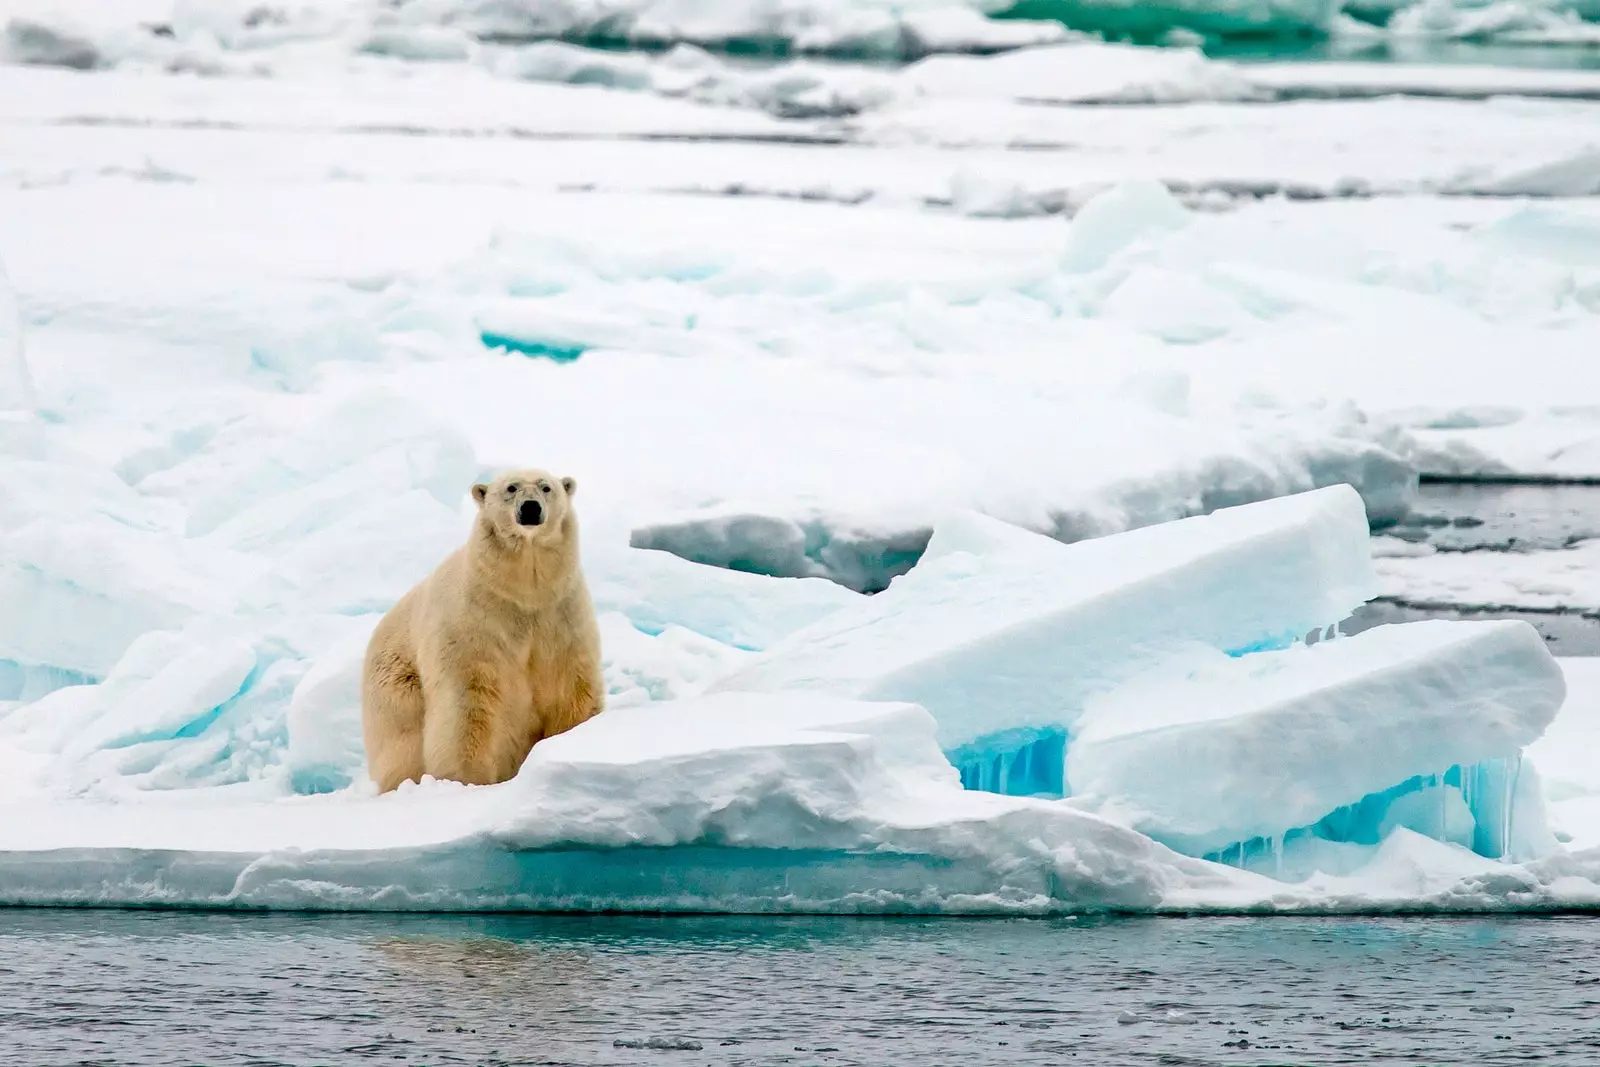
[
  {"xmin": 0, "ymin": 0, "xmax": 1074, "ymax": 67},
  {"xmin": 0, "ymin": 40, "xmax": 1594, "ymax": 911},
  {"xmin": 10, "ymin": 0, "xmax": 1600, "ymax": 122},
  {"xmin": 0, "ymin": 467, "xmax": 1587, "ymax": 911},
  {"xmin": 1387, "ymin": 0, "xmax": 1600, "ymax": 45},
  {"xmin": 12, "ymin": 0, "xmax": 1600, "ymax": 68}
]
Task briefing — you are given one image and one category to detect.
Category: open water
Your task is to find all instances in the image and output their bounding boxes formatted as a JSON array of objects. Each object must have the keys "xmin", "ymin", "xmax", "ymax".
[{"xmin": 2, "ymin": 911, "xmax": 1598, "ymax": 1066}]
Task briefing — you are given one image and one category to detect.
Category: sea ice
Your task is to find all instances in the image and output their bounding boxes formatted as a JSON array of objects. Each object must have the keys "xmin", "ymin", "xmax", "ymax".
[
  {"xmin": 0, "ymin": 692, "xmax": 1240, "ymax": 913},
  {"xmin": 1528, "ymin": 658, "xmax": 1600, "ymax": 851},
  {"xmin": 1373, "ymin": 537, "xmax": 1600, "ymax": 614},
  {"xmin": 1388, "ymin": 0, "xmax": 1600, "ymax": 46},
  {"xmin": 714, "ymin": 486, "xmax": 1377, "ymax": 777},
  {"xmin": 1, "ymin": 23, "xmax": 1598, "ymax": 915},
  {"xmin": 903, "ymin": 41, "xmax": 1260, "ymax": 105},
  {"xmin": 0, "ymin": 515, "xmax": 243, "ymax": 684},
  {"xmin": 1059, "ymin": 178, "xmax": 1195, "ymax": 275},
  {"xmin": 0, "ymin": 681, "xmax": 1587, "ymax": 913},
  {"xmin": 0, "ymin": 260, "xmax": 31, "ymax": 411},
  {"xmin": 1068, "ymin": 619, "xmax": 1566, "ymax": 861}
]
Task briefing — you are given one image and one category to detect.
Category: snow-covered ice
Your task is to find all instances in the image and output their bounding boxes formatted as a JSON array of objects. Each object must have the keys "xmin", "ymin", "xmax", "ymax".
[
  {"xmin": 9, "ymin": 0, "xmax": 1600, "ymax": 62},
  {"xmin": 2, "ymin": 18, "xmax": 1600, "ymax": 913},
  {"xmin": 0, "ymin": 480, "xmax": 1589, "ymax": 912},
  {"xmin": 1069, "ymin": 620, "xmax": 1565, "ymax": 862},
  {"xmin": 1374, "ymin": 536, "xmax": 1600, "ymax": 613},
  {"xmin": 712, "ymin": 486, "xmax": 1377, "ymax": 759},
  {"xmin": 1529, "ymin": 658, "xmax": 1600, "ymax": 850}
]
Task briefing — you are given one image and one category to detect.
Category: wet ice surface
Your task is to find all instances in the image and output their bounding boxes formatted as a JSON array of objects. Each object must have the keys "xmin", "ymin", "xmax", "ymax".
[
  {"xmin": 2, "ymin": 912, "xmax": 1599, "ymax": 1066},
  {"xmin": 1353, "ymin": 482, "xmax": 1600, "ymax": 655},
  {"xmin": 1388, "ymin": 483, "xmax": 1600, "ymax": 553}
]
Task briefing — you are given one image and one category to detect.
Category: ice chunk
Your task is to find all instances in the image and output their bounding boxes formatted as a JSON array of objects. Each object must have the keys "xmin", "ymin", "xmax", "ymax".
[
  {"xmin": 0, "ymin": 457, "xmax": 172, "ymax": 532},
  {"xmin": 0, "ymin": 516, "xmax": 249, "ymax": 681},
  {"xmin": 919, "ymin": 508, "xmax": 1065, "ymax": 562},
  {"xmin": 898, "ymin": 8, "xmax": 1070, "ymax": 53},
  {"xmin": 284, "ymin": 619, "xmax": 374, "ymax": 796},
  {"xmin": 232, "ymin": 486, "xmax": 464, "ymax": 616},
  {"xmin": 65, "ymin": 639, "xmax": 258, "ymax": 759},
  {"xmin": 503, "ymin": 693, "xmax": 962, "ymax": 850},
  {"xmin": 713, "ymin": 486, "xmax": 1378, "ymax": 762},
  {"xmin": 1486, "ymin": 148, "xmax": 1600, "ymax": 199},
  {"xmin": 905, "ymin": 42, "xmax": 1258, "ymax": 105},
  {"xmin": 2, "ymin": 629, "xmax": 260, "ymax": 790},
  {"xmin": 1068, "ymin": 620, "xmax": 1565, "ymax": 860},
  {"xmin": 1097, "ymin": 265, "xmax": 1249, "ymax": 344},
  {"xmin": 1388, "ymin": 0, "xmax": 1600, "ymax": 45},
  {"xmin": 597, "ymin": 614, "xmax": 755, "ymax": 708},
  {"xmin": 184, "ymin": 388, "xmax": 476, "ymax": 539},
  {"xmin": 1527, "ymin": 658, "xmax": 1600, "ymax": 849},
  {"xmin": 489, "ymin": 42, "xmax": 898, "ymax": 119},
  {"xmin": 590, "ymin": 542, "xmax": 860, "ymax": 651},
  {"xmin": 360, "ymin": 25, "xmax": 475, "ymax": 62},
  {"xmin": 630, "ymin": 513, "xmax": 934, "ymax": 594},
  {"xmin": 1060, "ymin": 180, "xmax": 1193, "ymax": 274}
]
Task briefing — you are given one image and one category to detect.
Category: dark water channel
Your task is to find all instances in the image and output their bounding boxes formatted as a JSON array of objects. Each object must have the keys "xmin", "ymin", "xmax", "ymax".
[{"xmin": 1347, "ymin": 481, "xmax": 1600, "ymax": 655}]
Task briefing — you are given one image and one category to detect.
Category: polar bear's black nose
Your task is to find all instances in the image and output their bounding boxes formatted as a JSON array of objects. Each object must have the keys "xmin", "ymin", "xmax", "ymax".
[{"xmin": 517, "ymin": 499, "xmax": 545, "ymax": 527}]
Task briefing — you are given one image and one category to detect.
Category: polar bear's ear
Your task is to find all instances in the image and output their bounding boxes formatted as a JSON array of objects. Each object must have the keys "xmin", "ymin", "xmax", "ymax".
[
  {"xmin": 471, "ymin": 483, "xmax": 489, "ymax": 506},
  {"xmin": 561, "ymin": 476, "xmax": 577, "ymax": 497}
]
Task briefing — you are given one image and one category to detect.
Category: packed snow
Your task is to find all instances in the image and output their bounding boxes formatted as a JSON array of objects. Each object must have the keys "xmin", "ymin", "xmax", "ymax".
[{"xmin": 1, "ymin": 13, "xmax": 1599, "ymax": 913}]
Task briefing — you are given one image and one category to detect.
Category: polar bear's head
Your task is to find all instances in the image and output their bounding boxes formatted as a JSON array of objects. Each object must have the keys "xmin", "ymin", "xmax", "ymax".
[{"xmin": 471, "ymin": 468, "xmax": 577, "ymax": 543}]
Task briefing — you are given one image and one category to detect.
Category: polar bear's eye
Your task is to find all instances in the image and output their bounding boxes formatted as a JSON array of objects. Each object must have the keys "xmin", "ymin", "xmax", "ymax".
[
  {"xmin": 506, "ymin": 484, "xmax": 519, "ymax": 494},
  {"xmin": 539, "ymin": 482, "xmax": 551, "ymax": 493}
]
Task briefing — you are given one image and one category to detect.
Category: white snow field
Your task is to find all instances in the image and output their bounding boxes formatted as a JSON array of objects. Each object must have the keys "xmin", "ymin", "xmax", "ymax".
[{"xmin": 2, "ymin": 6, "xmax": 1600, "ymax": 912}]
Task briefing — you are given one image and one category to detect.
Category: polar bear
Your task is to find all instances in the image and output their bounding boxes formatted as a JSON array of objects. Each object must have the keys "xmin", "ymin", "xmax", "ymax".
[{"xmin": 361, "ymin": 468, "xmax": 604, "ymax": 792}]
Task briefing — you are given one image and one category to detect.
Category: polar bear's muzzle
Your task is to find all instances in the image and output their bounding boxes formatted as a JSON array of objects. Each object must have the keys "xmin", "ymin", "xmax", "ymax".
[{"xmin": 517, "ymin": 499, "xmax": 546, "ymax": 527}]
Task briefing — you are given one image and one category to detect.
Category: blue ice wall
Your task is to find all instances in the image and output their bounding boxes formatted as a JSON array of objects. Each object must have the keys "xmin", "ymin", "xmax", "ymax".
[
  {"xmin": 1204, "ymin": 757, "xmax": 1529, "ymax": 866},
  {"xmin": 949, "ymin": 727, "xmax": 1068, "ymax": 798}
]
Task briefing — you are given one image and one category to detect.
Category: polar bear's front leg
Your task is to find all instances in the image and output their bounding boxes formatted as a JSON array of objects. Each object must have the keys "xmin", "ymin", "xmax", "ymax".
[
  {"xmin": 362, "ymin": 646, "xmax": 426, "ymax": 793},
  {"xmin": 422, "ymin": 660, "xmax": 531, "ymax": 786}
]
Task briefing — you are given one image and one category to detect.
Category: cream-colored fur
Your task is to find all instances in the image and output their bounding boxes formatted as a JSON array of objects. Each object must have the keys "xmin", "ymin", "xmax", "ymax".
[{"xmin": 361, "ymin": 468, "xmax": 604, "ymax": 792}]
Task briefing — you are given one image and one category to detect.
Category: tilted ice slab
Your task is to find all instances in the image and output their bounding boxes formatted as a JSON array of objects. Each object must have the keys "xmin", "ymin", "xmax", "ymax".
[
  {"xmin": 1069, "ymin": 620, "xmax": 1567, "ymax": 862},
  {"xmin": 713, "ymin": 485, "xmax": 1377, "ymax": 767}
]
